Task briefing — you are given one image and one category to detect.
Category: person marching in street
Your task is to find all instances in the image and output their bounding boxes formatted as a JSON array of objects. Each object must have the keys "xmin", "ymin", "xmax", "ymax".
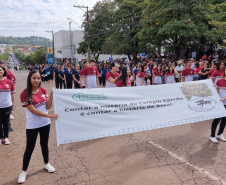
[
  {"xmin": 73, "ymin": 64, "xmax": 81, "ymax": 88},
  {"xmin": 175, "ymin": 60, "xmax": 183, "ymax": 82},
  {"xmin": 152, "ymin": 65, "xmax": 162, "ymax": 85},
  {"xmin": 0, "ymin": 65, "xmax": 15, "ymax": 145},
  {"xmin": 135, "ymin": 64, "xmax": 145, "ymax": 86},
  {"xmin": 210, "ymin": 69, "xmax": 226, "ymax": 143},
  {"xmin": 116, "ymin": 66, "xmax": 131, "ymax": 87},
  {"xmin": 79, "ymin": 61, "xmax": 88, "ymax": 88},
  {"xmin": 105, "ymin": 63, "xmax": 120, "ymax": 88},
  {"xmin": 48, "ymin": 65, "xmax": 54, "ymax": 87},
  {"xmin": 64, "ymin": 64, "xmax": 74, "ymax": 89},
  {"xmin": 18, "ymin": 70, "xmax": 58, "ymax": 184},
  {"xmin": 165, "ymin": 65, "xmax": 178, "ymax": 84},
  {"xmin": 83, "ymin": 59, "xmax": 100, "ymax": 88},
  {"xmin": 53, "ymin": 65, "xmax": 60, "ymax": 89},
  {"xmin": 58, "ymin": 66, "xmax": 65, "ymax": 89},
  {"xmin": 181, "ymin": 60, "xmax": 195, "ymax": 82},
  {"xmin": 0, "ymin": 60, "xmax": 16, "ymax": 131},
  {"xmin": 211, "ymin": 61, "xmax": 226, "ymax": 84}
]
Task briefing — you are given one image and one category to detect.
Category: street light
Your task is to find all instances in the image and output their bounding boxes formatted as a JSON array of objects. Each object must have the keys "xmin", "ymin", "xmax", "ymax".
[{"xmin": 67, "ymin": 18, "xmax": 74, "ymax": 64}]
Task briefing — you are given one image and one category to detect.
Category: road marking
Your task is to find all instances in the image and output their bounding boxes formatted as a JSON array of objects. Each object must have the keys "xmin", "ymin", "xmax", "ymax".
[{"xmin": 148, "ymin": 140, "xmax": 226, "ymax": 184}]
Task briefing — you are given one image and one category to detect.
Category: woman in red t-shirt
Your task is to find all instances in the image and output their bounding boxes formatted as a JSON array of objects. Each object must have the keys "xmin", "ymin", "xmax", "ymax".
[
  {"xmin": 210, "ymin": 70, "xmax": 226, "ymax": 143},
  {"xmin": 0, "ymin": 66, "xmax": 15, "ymax": 145},
  {"xmin": 152, "ymin": 65, "xmax": 162, "ymax": 85},
  {"xmin": 18, "ymin": 70, "xmax": 58, "ymax": 184},
  {"xmin": 165, "ymin": 65, "xmax": 178, "ymax": 84},
  {"xmin": 116, "ymin": 66, "xmax": 131, "ymax": 87}
]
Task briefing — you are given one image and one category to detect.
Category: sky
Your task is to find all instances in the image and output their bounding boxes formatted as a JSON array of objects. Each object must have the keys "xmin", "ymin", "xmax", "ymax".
[{"xmin": 0, "ymin": 0, "xmax": 100, "ymax": 40}]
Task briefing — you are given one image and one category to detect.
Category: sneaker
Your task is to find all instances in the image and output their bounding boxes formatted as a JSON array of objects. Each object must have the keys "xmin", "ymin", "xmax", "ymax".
[
  {"xmin": 209, "ymin": 136, "xmax": 218, "ymax": 143},
  {"xmin": 18, "ymin": 171, "xmax": 27, "ymax": 184},
  {"xmin": 10, "ymin": 114, "xmax": 14, "ymax": 120},
  {"xmin": 0, "ymin": 139, "xmax": 2, "ymax": 145},
  {"xmin": 4, "ymin": 138, "xmax": 11, "ymax": 145},
  {"xmin": 9, "ymin": 126, "xmax": 13, "ymax": 131},
  {"xmin": 216, "ymin": 134, "xmax": 226, "ymax": 142},
  {"xmin": 45, "ymin": 163, "xmax": 55, "ymax": 173}
]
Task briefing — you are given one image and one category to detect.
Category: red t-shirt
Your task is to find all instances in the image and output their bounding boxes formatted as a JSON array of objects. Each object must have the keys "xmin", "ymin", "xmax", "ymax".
[
  {"xmin": 83, "ymin": 67, "xmax": 99, "ymax": 88},
  {"xmin": 105, "ymin": 71, "xmax": 119, "ymax": 88},
  {"xmin": 136, "ymin": 71, "xmax": 145, "ymax": 86},
  {"xmin": 0, "ymin": 78, "xmax": 15, "ymax": 108},
  {"xmin": 181, "ymin": 68, "xmax": 195, "ymax": 82},
  {"xmin": 211, "ymin": 70, "xmax": 224, "ymax": 84},
  {"xmin": 116, "ymin": 78, "xmax": 131, "ymax": 87},
  {"xmin": 20, "ymin": 87, "xmax": 50, "ymax": 129},
  {"xmin": 5, "ymin": 70, "xmax": 16, "ymax": 83},
  {"xmin": 208, "ymin": 69, "xmax": 215, "ymax": 79},
  {"xmin": 216, "ymin": 79, "xmax": 226, "ymax": 105}
]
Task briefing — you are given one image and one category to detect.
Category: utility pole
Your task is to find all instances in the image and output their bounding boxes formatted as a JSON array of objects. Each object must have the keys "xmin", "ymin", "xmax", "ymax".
[
  {"xmin": 74, "ymin": 5, "xmax": 90, "ymax": 61},
  {"xmin": 52, "ymin": 31, "xmax": 55, "ymax": 65},
  {"xmin": 45, "ymin": 38, "xmax": 47, "ymax": 63},
  {"xmin": 69, "ymin": 21, "xmax": 74, "ymax": 64}
]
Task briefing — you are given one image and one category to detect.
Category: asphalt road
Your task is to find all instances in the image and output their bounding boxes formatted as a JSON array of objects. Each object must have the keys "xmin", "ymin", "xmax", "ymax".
[{"xmin": 0, "ymin": 69, "xmax": 226, "ymax": 185}]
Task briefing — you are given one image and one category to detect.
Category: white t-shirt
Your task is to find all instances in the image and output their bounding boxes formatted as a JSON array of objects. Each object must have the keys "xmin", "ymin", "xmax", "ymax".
[
  {"xmin": 20, "ymin": 87, "xmax": 50, "ymax": 129},
  {"xmin": 0, "ymin": 78, "xmax": 15, "ymax": 108}
]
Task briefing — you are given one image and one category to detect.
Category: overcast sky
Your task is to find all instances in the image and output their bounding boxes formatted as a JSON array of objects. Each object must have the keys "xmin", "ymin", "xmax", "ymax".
[{"xmin": 0, "ymin": 0, "xmax": 100, "ymax": 40}]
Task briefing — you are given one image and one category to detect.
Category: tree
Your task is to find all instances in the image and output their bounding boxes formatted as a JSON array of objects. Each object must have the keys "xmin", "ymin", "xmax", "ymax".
[
  {"xmin": 109, "ymin": 0, "xmax": 147, "ymax": 60},
  {"xmin": 77, "ymin": 0, "xmax": 115, "ymax": 61},
  {"xmin": 138, "ymin": 0, "xmax": 226, "ymax": 59}
]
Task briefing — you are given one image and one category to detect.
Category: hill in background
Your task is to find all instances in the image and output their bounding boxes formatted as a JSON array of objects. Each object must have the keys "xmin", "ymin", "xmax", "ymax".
[{"xmin": 0, "ymin": 36, "xmax": 52, "ymax": 46}]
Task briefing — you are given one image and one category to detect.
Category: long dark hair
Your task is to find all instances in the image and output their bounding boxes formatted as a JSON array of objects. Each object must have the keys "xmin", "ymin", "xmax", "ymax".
[
  {"xmin": 139, "ymin": 64, "xmax": 144, "ymax": 72},
  {"xmin": 167, "ymin": 65, "xmax": 174, "ymax": 73},
  {"xmin": 26, "ymin": 70, "xmax": 41, "ymax": 104},
  {"xmin": 115, "ymin": 66, "xmax": 128, "ymax": 86},
  {"xmin": 217, "ymin": 61, "xmax": 226, "ymax": 70}
]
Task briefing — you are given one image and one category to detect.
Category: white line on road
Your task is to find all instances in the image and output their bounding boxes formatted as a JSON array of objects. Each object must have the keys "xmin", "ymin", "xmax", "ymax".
[{"xmin": 148, "ymin": 140, "xmax": 226, "ymax": 185}]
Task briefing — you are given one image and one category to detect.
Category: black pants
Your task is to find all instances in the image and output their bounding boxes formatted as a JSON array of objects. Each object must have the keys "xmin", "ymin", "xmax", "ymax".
[
  {"xmin": 55, "ymin": 78, "xmax": 59, "ymax": 89},
  {"xmin": 0, "ymin": 106, "xmax": 12, "ymax": 139},
  {"xmin": 66, "ymin": 81, "xmax": 72, "ymax": 89},
  {"xmin": 211, "ymin": 105, "xmax": 226, "ymax": 137},
  {"xmin": 99, "ymin": 77, "xmax": 102, "ymax": 86},
  {"xmin": 22, "ymin": 124, "xmax": 50, "ymax": 171},
  {"xmin": 102, "ymin": 76, "xmax": 106, "ymax": 87},
  {"xmin": 59, "ymin": 78, "xmax": 65, "ymax": 89}
]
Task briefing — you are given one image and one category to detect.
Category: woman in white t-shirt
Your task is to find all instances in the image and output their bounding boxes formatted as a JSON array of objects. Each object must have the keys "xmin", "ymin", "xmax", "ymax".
[
  {"xmin": 165, "ymin": 65, "xmax": 178, "ymax": 84},
  {"xmin": 152, "ymin": 65, "xmax": 162, "ymax": 85},
  {"xmin": 0, "ymin": 65, "xmax": 15, "ymax": 145},
  {"xmin": 18, "ymin": 70, "xmax": 58, "ymax": 184},
  {"xmin": 209, "ymin": 69, "xmax": 226, "ymax": 143}
]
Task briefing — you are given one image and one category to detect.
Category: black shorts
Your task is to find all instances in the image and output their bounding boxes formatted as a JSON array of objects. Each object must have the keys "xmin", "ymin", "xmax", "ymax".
[{"xmin": 48, "ymin": 74, "xmax": 53, "ymax": 80}]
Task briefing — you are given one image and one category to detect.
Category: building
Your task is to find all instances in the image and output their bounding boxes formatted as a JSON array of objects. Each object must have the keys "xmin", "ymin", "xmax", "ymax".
[{"xmin": 53, "ymin": 30, "xmax": 127, "ymax": 64}]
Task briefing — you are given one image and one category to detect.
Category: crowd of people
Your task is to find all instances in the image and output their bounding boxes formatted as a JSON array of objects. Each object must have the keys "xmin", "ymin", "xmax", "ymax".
[{"xmin": 1, "ymin": 52, "xmax": 226, "ymax": 183}]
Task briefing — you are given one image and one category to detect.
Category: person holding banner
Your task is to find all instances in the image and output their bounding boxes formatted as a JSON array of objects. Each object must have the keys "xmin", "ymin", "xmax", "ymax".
[
  {"xmin": 83, "ymin": 59, "xmax": 99, "ymax": 88},
  {"xmin": 105, "ymin": 63, "xmax": 119, "ymax": 88},
  {"xmin": 210, "ymin": 70, "xmax": 226, "ymax": 143},
  {"xmin": 135, "ymin": 64, "xmax": 145, "ymax": 86},
  {"xmin": 165, "ymin": 65, "xmax": 178, "ymax": 84},
  {"xmin": 181, "ymin": 60, "xmax": 195, "ymax": 82},
  {"xmin": 116, "ymin": 66, "xmax": 131, "ymax": 87},
  {"xmin": 211, "ymin": 61, "xmax": 225, "ymax": 84},
  {"xmin": 152, "ymin": 65, "xmax": 162, "ymax": 85},
  {"xmin": 18, "ymin": 70, "xmax": 58, "ymax": 184}
]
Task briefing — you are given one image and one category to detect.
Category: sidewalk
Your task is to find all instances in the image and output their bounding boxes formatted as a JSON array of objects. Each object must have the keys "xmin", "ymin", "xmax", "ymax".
[{"xmin": 0, "ymin": 70, "xmax": 226, "ymax": 185}]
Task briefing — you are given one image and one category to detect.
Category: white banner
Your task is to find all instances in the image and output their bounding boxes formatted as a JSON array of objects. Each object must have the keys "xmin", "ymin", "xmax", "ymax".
[{"xmin": 53, "ymin": 79, "xmax": 226, "ymax": 146}]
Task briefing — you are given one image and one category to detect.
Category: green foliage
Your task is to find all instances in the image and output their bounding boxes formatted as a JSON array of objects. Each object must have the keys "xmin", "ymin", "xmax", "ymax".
[
  {"xmin": 14, "ymin": 48, "xmax": 46, "ymax": 64},
  {"xmin": 0, "ymin": 45, "xmax": 10, "ymax": 61},
  {"xmin": 78, "ymin": 0, "xmax": 226, "ymax": 59},
  {"xmin": 0, "ymin": 36, "xmax": 51, "ymax": 46}
]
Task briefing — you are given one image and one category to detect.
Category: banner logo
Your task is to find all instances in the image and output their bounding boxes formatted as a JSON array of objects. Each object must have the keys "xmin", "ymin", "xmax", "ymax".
[
  {"xmin": 188, "ymin": 97, "xmax": 217, "ymax": 112},
  {"xmin": 72, "ymin": 93, "xmax": 107, "ymax": 101}
]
